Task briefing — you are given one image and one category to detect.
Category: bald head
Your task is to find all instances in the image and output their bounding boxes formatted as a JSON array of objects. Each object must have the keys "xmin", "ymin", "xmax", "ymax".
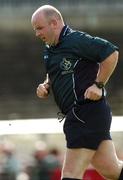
[{"xmin": 31, "ymin": 5, "xmax": 64, "ymax": 24}]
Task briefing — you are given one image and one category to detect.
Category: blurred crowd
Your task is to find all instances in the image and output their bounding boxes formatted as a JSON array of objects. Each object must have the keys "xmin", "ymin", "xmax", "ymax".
[
  {"xmin": 0, "ymin": 140, "xmax": 62, "ymax": 180},
  {"xmin": 0, "ymin": 139, "xmax": 123, "ymax": 180}
]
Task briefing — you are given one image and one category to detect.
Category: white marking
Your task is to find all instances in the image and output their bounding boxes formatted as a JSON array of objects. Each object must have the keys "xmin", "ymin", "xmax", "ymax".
[{"xmin": 0, "ymin": 116, "xmax": 122, "ymax": 135}]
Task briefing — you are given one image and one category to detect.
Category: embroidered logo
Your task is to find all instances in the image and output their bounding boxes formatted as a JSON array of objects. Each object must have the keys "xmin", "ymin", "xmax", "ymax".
[{"xmin": 60, "ymin": 58, "xmax": 73, "ymax": 75}]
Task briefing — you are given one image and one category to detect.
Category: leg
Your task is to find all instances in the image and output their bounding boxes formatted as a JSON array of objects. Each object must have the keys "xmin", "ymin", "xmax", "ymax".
[
  {"xmin": 61, "ymin": 147, "xmax": 95, "ymax": 179},
  {"xmin": 91, "ymin": 140, "xmax": 123, "ymax": 180},
  {"xmin": 62, "ymin": 99, "xmax": 113, "ymax": 179}
]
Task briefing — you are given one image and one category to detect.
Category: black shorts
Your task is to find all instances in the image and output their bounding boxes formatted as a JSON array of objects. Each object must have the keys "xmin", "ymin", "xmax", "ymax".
[{"xmin": 63, "ymin": 98, "xmax": 112, "ymax": 150}]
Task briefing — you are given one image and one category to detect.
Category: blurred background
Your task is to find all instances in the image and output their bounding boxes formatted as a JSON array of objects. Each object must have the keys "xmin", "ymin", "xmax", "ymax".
[{"xmin": 0, "ymin": 0, "xmax": 123, "ymax": 179}]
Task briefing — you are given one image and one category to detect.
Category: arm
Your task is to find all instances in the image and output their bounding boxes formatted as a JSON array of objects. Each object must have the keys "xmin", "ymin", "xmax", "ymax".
[
  {"xmin": 37, "ymin": 74, "xmax": 50, "ymax": 99},
  {"xmin": 96, "ymin": 50, "xmax": 119, "ymax": 84},
  {"xmin": 84, "ymin": 51, "xmax": 119, "ymax": 100}
]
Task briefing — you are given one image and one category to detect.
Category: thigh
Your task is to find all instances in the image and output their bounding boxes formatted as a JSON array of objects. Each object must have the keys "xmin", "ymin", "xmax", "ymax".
[
  {"xmin": 91, "ymin": 140, "xmax": 123, "ymax": 179},
  {"xmin": 62, "ymin": 148, "xmax": 95, "ymax": 178}
]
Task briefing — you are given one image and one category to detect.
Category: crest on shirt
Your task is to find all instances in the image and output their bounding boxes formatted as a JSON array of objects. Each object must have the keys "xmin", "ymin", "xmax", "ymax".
[{"xmin": 60, "ymin": 58, "xmax": 73, "ymax": 75}]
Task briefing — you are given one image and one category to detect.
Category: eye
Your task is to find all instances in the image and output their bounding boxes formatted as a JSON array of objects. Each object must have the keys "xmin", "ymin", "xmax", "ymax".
[
  {"xmin": 36, "ymin": 26, "xmax": 44, "ymax": 31},
  {"xmin": 37, "ymin": 27, "xmax": 42, "ymax": 30}
]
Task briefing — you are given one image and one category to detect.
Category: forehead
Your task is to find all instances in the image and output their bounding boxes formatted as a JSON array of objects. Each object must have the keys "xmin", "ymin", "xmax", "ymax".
[{"xmin": 32, "ymin": 12, "xmax": 48, "ymax": 27}]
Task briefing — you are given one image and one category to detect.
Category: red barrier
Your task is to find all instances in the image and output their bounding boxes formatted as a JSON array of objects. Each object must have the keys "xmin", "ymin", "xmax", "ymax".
[
  {"xmin": 50, "ymin": 168, "xmax": 105, "ymax": 180},
  {"xmin": 83, "ymin": 169, "xmax": 105, "ymax": 180}
]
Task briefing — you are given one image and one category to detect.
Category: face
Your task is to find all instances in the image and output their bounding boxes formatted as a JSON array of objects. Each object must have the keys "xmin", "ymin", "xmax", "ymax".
[{"xmin": 32, "ymin": 13, "xmax": 56, "ymax": 45}]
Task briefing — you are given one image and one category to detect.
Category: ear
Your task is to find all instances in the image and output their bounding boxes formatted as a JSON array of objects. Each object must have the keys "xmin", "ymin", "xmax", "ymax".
[{"xmin": 50, "ymin": 19, "xmax": 58, "ymax": 28}]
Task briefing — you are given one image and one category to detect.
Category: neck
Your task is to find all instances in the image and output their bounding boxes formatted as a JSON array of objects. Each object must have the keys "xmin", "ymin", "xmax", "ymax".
[{"xmin": 53, "ymin": 24, "xmax": 65, "ymax": 45}]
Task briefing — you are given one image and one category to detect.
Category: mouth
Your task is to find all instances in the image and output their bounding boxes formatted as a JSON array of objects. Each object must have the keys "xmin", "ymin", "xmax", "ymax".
[
  {"xmin": 41, "ymin": 37, "xmax": 46, "ymax": 42},
  {"xmin": 42, "ymin": 38, "xmax": 49, "ymax": 45},
  {"xmin": 39, "ymin": 37, "xmax": 50, "ymax": 44}
]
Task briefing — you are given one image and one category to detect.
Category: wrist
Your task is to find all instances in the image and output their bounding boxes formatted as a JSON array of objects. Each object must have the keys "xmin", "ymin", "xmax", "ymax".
[
  {"xmin": 94, "ymin": 81, "xmax": 105, "ymax": 89},
  {"xmin": 94, "ymin": 81, "xmax": 106, "ymax": 97}
]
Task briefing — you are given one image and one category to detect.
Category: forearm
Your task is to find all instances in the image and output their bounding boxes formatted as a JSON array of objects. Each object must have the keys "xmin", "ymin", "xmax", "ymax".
[
  {"xmin": 44, "ymin": 73, "xmax": 50, "ymax": 84},
  {"xmin": 96, "ymin": 51, "xmax": 119, "ymax": 85},
  {"xmin": 84, "ymin": 51, "xmax": 119, "ymax": 100}
]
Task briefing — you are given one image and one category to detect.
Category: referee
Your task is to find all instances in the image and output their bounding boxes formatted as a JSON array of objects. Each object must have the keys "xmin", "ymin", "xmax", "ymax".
[{"xmin": 31, "ymin": 5, "xmax": 123, "ymax": 180}]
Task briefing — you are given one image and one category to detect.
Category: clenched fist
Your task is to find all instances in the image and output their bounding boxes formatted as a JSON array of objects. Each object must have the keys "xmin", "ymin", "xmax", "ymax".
[
  {"xmin": 36, "ymin": 83, "xmax": 50, "ymax": 98},
  {"xmin": 84, "ymin": 84, "xmax": 103, "ymax": 101}
]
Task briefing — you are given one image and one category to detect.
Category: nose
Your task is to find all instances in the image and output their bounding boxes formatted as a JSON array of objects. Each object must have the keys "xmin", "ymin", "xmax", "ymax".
[{"xmin": 36, "ymin": 30, "xmax": 41, "ymax": 37}]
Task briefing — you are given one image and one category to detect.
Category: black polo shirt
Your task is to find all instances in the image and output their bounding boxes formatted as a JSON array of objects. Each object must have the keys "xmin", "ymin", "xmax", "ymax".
[{"xmin": 43, "ymin": 25, "xmax": 118, "ymax": 114}]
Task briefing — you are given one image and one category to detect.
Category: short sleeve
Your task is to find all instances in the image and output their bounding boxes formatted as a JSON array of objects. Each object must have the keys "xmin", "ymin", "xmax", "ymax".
[{"xmin": 74, "ymin": 32, "xmax": 119, "ymax": 63}]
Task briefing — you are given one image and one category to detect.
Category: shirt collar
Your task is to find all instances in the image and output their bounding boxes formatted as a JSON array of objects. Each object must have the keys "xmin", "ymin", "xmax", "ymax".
[
  {"xmin": 58, "ymin": 25, "xmax": 69, "ymax": 42},
  {"xmin": 48, "ymin": 25, "xmax": 69, "ymax": 48}
]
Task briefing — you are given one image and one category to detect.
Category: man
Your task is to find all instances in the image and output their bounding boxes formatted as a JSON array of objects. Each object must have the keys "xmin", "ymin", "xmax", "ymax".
[{"xmin": 31, "ymin": 5, "xmax": 123, "ymax": 180}]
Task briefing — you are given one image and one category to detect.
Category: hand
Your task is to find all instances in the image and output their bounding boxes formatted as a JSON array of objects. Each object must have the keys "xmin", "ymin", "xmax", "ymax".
[
  {"xmin": 84, "ymin": 84, "xmax": 102, "ymax": 101},
  {"xmin": 36, "ymin": 83, "xmax": 50, "ymax": 98}
]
